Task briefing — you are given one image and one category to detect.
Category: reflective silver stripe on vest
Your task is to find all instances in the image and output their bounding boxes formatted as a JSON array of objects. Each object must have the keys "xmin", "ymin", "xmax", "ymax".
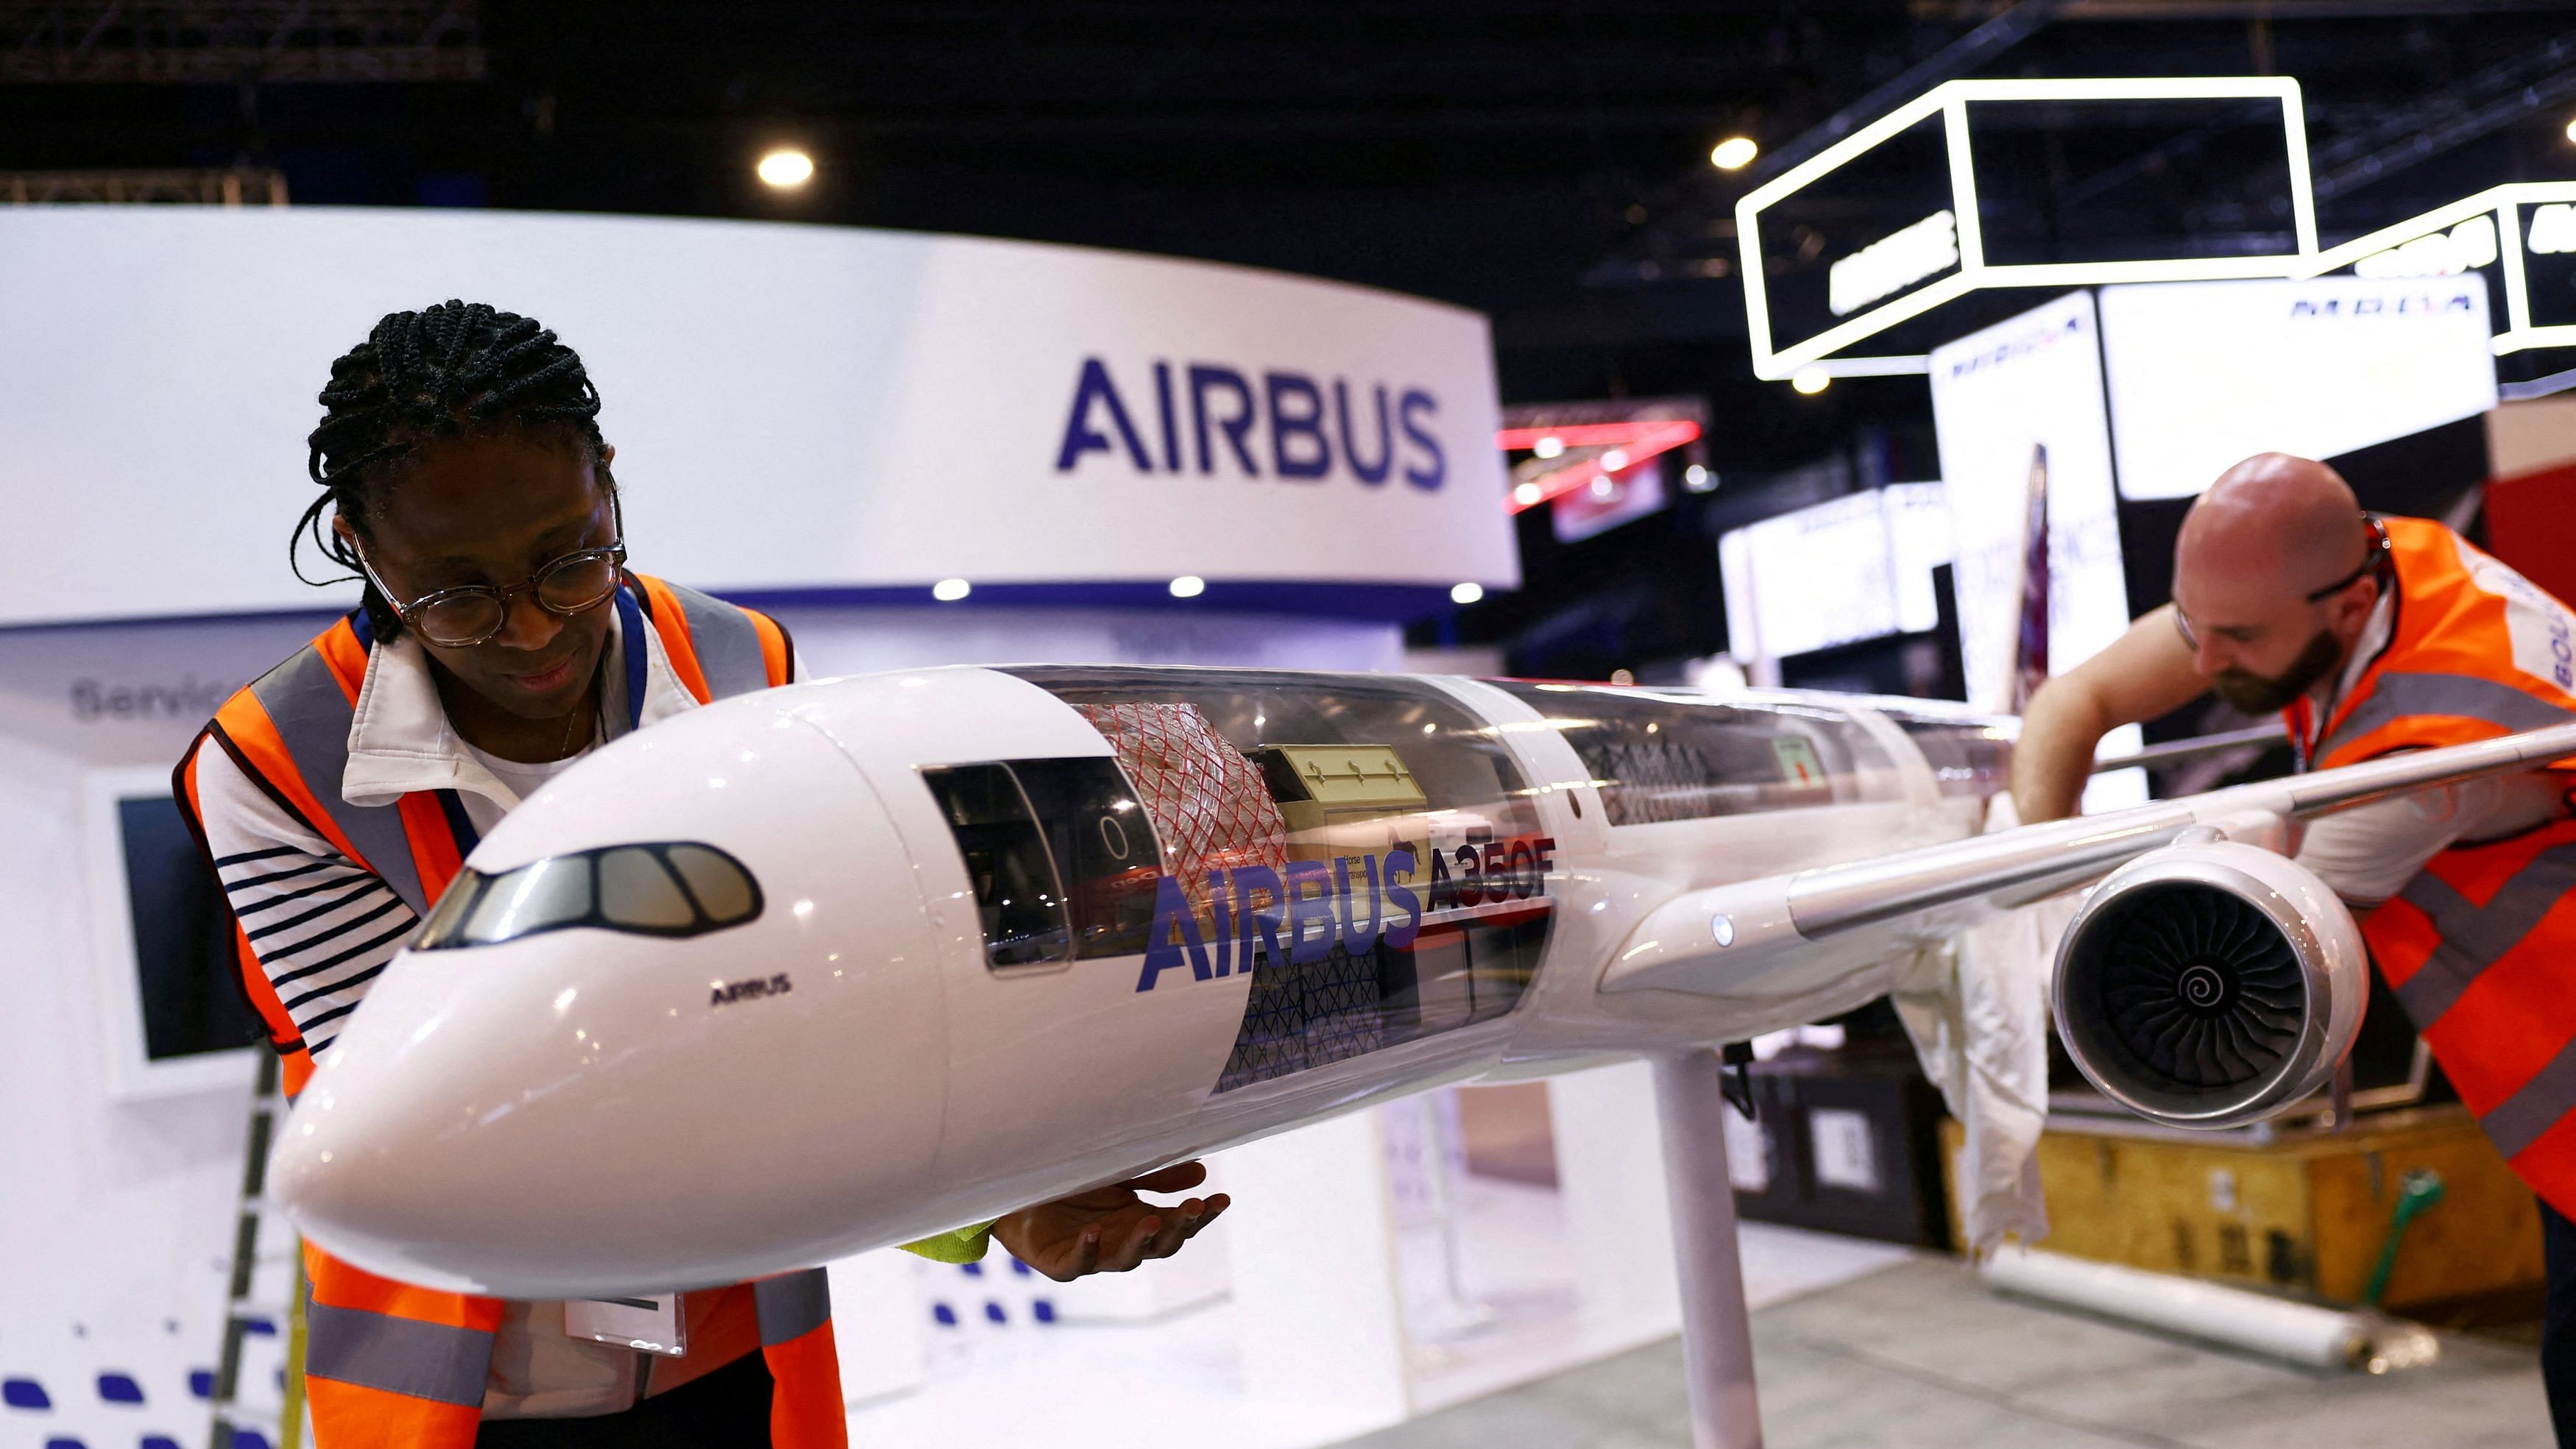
[
  {"xmin": 245, "ymin": 642, "xmax": 430, "ymax": 915},
  {"xmin": 2390, "ymin": 842, "xmax": 2576, "ymax": 1029},
  {"xmin": 2317, "ymin": 670, "xmax": 2576, "ymax": 765},
  {"xmin": 2485, "ymin": 1034, "xmax": 2576, "ymax": 1159},
  {"xmin": 304, "ymin": 1297, "xmax": 494, "ymax": 1406},
  {"xmin": 663, "ymin": 580, "xmax": 772, "ymax": 701},
  {"xmin": 753, "ymin": 1269, "xmax": 831, "ymax": 1345}
]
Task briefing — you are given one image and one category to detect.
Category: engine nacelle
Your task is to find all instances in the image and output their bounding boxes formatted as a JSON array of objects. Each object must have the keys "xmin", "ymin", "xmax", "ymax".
[{"xmin": 2052, "ymin": 841, "xmax": 2366, "ymax": 1130}]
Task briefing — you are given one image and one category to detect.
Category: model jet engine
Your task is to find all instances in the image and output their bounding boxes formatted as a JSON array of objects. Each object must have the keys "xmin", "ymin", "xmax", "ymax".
[
  {"xmin": 2051, "ymin": 842, "xmax": 2368, "ymax": 1129},
  {"xmin": 266, "ymin": 663, "xmax": 2576, "ymax": 1300}
]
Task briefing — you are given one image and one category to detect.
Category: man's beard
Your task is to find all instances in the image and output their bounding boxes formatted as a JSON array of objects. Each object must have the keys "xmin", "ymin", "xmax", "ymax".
[{"xmin": 2209, "ymin": 629, "xmax": 2344, "ymax": 715}]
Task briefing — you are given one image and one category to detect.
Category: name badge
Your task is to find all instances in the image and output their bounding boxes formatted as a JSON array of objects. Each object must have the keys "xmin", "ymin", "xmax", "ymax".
[{"xmin": 564, "ymin": 1295, "xmax": 687, "ymax": 1357}]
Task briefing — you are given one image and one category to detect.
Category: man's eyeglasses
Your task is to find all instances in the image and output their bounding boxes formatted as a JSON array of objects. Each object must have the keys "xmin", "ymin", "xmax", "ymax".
[
  {"xmin": 2173, "ymin": 514, "xmax": 2391, "ymax": 652},
  {"xmin": 356, "ymin": 528, "xmax": 628, "ymax": 648}
]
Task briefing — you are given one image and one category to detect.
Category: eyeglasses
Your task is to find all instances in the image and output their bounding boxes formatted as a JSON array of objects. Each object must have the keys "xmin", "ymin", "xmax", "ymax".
[
  {"xmin": 2173, "ymin": 514, "xmax": 2390, "ymax": 652},
  {"xmin": 356, "ymin": 530, "xmax": 628, "ymax": 648}
]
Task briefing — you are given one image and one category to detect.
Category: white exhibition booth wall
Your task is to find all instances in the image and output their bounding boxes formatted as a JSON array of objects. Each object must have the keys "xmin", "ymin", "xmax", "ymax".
[
  {"xmin": 0, "ymin": 207, "xmax": 1514, "ymax": 624},
  {"xmin": 0, "ymin": 208, "xmax": 1572, "ymax": 1449}
]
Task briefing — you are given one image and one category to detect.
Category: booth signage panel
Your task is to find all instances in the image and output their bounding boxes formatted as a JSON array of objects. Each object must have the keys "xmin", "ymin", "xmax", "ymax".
[
  {"xmin": 1716, "ymin": 482, "xmax": 1947, "ymax": 664},
  {"xmin": 1928, "ymin": 292, "xmax": 2131, "ymax": 723},
  {"xmin": 2098, "ymin": 274, "xmax": 2499, "ymax": 503},
  {"xmin": 0, "ymin": 209, "xmax": 1512, "ymax": 627}
]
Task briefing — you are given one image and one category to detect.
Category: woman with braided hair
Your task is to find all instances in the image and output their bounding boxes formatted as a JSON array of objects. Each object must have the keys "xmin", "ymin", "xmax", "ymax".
[{"xmin": 175, "ymin": 301, "xmax": 1227, "ymax": 1449}]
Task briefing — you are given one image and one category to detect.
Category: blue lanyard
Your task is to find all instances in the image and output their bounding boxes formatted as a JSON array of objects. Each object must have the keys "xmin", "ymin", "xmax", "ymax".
[{"xmin": 613, "ymin": 582, "xmax": 649, "ymax": 734}]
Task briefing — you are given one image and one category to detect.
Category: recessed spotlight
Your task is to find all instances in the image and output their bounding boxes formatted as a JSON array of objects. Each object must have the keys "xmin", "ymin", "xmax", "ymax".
[
  {"xmin": 1451, "ymin": 581, "xmax": 1485, "ymax": 605},
  {"xmin": 1513, "ymin": 481, "xmax": 1544, "ymax": 507},
  {"xmin": 1791, "ymin": 366, "xmax": 1830, "ymax": 395},
  {"xmin": 1601, "ymin": 449, "xmax": 1630, "ymax": 471},
  {"xmin": 757, "ymin": 149, "xmax": 815, "ymax": 189},
  {"xmin": 932, "ymin": 578, "xmax": 970, "ymax": 602},
  {"xmin": 1710, "ymin": 136, "xmax": 1759, "ymax": 171},
  {"xmin": 1169, "ymin": 575, "xmax": 1206, "ymax": 598},
  {"xmin": 1684, "ymin": 464, "xmax": 1716, "ymax": 492},
  {"xmin": 1534, "ymin": 436, "xmax": 1565, "ymax": 459}
]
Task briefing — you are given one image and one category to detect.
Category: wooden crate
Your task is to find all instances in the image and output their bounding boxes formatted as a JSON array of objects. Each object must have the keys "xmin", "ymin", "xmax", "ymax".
[{"xmin": 1942, "ymin": 1106, "xmax": 2543, "ymax": 1311}]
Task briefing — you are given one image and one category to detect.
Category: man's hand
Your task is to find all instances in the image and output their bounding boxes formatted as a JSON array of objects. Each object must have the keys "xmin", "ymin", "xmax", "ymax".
[
  {"xmin": 991, "ymin": 1162, "xmax": 1231, "ymax": 1282},
  {"xmin": 2014, "ymin": 603, "xmax": 2210, "ymax": 823}
]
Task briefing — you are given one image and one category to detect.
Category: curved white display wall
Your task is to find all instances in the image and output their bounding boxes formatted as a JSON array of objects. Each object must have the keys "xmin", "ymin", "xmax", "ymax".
[{"xmin": 0, "ymin": 207, "xmax": 1512, "ymax": 627}]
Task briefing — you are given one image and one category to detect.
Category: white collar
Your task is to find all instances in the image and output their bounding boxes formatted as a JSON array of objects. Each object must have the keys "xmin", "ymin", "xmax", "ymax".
[
  {"xmin": 2306, "ymin": 582, "xmax": 2397, "ymax": 745},
  {"xmin": 339, "ymin": 601, "xmax": 700, "ymax": 810}
]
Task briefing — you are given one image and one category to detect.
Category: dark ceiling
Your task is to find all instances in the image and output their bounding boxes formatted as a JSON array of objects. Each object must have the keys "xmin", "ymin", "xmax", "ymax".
[
  {"xmin": 7, "ymin": 1, "xmax": 2575, "ymax": 467},
  {"xmin": 8, "ymin": 1, "xmax": 2576, "ymax": 673}
]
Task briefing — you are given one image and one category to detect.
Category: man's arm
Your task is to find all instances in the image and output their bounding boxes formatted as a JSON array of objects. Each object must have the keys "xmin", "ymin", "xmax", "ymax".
[{"xmin": 2012, "ymin": 603, "xmax": 2211, "ymax": 823}]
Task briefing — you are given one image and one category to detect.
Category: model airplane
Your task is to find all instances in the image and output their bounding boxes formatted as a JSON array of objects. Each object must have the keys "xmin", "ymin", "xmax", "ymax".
[{"xmin": 269, "ymin": 664, "xmax": 2576, "ymax": 1299}]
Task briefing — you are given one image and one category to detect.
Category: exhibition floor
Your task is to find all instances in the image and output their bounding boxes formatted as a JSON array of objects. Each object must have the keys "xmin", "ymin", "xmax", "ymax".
[{"xmin": 1334, "ymin": 1256, "xmax": 2553, "ymax": 1449}]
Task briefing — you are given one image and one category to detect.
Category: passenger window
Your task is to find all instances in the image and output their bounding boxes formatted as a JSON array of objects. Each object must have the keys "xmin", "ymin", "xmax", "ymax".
[
  {"xmin": 923, "ymin": 765, "xmax": 1072, "ymax": 968},
  {"xmin": 1010, "ymin": 757, "xmax": 1164, "ymax": 960}
]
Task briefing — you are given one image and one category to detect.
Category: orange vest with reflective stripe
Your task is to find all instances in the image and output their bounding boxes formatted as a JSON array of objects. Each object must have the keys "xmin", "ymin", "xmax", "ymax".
[
  {"xmin": 2290, "ymin": 517, "xmax": 2576, "ymax": 1217},
  {"xmin": 176, "ymin": 575, "xmax": 839, "ymax": 1449}
]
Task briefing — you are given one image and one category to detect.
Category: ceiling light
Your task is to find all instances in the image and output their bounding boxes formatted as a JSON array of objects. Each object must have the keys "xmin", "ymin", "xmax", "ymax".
[
  {"xmin": 1791, "ymin": 366, "xmax": 1831, "ymax": 395},
  {"xmin": 757, "ymin": 149, "xmax": 815, "ymax": 189},
  {"xmin": 1451, "ymin": 582, "xmax": 1485, "ymax": 605},
  {"xmin": 1168, "ymin": 575, "xmax": 1206, "ymax": 598},
  {"xmin": 1710, "ymin": 136, "xmax": 1759, "ymax": 171},
  {"xmin": 1534, "ymin": 436, "xmax": 1565, "ymax": 458},
  {"xmin": 1590, "ymin": 476, "xmax": 1617, "ymax": 498},
  {"xmin": 1684, "ymin": 464, "xmax": 1716, "ymax": 492},
  {"xmin": 1513, "ymin": 481, "xmax": 1544, "ymax": 507},
  {"xmin": 2566, "ymin": 116, "xmax": 2576, "ymax": 144},
  {"xmin": 932, "ymin": 578, "xmax": 970, "ymax": 602},
  {"xmin": 1601, "ymin": 449, "xmax": 1630, "ymax": 470}
]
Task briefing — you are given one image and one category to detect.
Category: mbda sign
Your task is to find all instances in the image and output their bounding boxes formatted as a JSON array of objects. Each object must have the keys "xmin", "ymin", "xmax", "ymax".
[{"xmin": 1055, "ymin": 357, "xmax": 1446, "ymax": 490}]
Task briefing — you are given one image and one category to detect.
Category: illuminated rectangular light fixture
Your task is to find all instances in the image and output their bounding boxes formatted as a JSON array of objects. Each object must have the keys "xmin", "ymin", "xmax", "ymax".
[
  {"xmin": 1748, "ymin": 159, "xmax": 2576, "ymax": 381},
  {"xmin": 2297, "ymin": 180, "xmax": 2576, "ymax": 358},
  {"xmin": 1736, "ymin": 76, "xmax": 2316, "ymax": 380}
]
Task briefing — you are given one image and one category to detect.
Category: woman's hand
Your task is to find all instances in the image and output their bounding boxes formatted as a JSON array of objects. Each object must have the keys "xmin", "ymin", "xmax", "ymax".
[{"xmin": 991, "ymin": 1161, "xmax": 1231, "ymax": 1282}]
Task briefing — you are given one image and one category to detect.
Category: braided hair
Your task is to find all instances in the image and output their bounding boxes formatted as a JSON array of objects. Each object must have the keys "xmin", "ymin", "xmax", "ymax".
[{"xmin": 295, "ymin": 300, "xmax": 610, "ymax": 639}]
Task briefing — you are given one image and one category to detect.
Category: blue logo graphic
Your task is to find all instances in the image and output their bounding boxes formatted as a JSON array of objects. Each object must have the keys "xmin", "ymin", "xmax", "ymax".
[
  {"xmin": 1055, "ymin": 357, "xmax": 1445, "ymax": 490},
  {"xmin": 1137, "ymin": 837, "xmax": 1556, "ymax": 992}
]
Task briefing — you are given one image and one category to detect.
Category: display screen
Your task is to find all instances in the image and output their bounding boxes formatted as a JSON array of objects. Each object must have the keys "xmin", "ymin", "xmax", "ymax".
[{"xmin": 118, "ymin": 796, "xmax": 266, "ymax": 1061}]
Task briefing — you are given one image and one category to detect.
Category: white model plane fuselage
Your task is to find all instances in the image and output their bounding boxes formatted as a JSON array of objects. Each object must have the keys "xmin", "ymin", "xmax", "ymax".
[{"xmin": 270, "ymin": 665, "xmax": 2576, "ymax": 1300}]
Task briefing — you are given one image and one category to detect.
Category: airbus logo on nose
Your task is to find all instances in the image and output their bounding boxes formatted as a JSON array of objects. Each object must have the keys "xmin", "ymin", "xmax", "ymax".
[{"xmin": 1052, "ymin": 355, "xmax": 1447, "ymax": 490}]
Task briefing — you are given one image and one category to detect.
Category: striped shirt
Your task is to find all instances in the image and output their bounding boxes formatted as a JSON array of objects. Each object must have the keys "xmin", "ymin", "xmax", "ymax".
[{"xmin": 189, "ymin": 743, "xmax": 545, "ymax": 1059}]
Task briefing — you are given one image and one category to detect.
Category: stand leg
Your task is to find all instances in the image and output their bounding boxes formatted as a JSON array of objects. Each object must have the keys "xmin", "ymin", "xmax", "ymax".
[{"xmin": 1652, "ymin": 1049, "xmax": 1763, "ymax": 1449}]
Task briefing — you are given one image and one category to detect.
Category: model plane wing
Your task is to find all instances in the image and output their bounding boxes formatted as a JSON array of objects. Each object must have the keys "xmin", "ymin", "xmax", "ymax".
[{"xmin": 1602, "ymin": 718, "xmax": 2576, "ymax": 996}]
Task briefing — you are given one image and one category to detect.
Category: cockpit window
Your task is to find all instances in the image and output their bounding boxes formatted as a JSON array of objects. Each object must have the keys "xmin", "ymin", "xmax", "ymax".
[{"xmin": 415, "ymin": 842, "xmax": 764, "ymax": 951}]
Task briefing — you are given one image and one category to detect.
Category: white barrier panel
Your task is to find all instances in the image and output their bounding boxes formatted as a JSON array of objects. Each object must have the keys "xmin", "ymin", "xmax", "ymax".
[
  {"xmin": 2100, "ymin": 274, "xmax": 2498, "ymax": 502},
  {"xmin": 0, "ymin": 208, "xmax": 1512, "ymax": 627}
]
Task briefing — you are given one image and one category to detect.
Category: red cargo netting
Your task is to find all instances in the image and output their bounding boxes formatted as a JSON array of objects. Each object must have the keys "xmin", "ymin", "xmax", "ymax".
[{"xmin": 1074, "ymin": 701, "xmax": 1289, "ymax": 910}]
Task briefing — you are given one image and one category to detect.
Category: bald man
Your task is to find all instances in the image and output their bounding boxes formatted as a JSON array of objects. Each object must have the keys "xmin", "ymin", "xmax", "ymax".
[{"xmin": 2017, "ymin": 452, "xmax": 2576, "ymax": 1439}]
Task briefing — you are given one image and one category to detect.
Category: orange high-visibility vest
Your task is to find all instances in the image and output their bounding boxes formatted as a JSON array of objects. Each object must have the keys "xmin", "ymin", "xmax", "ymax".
[
  {"xmin": 2290, "ymin": 517, "xmax": 2576, "ymax": 1217},
  {"xmin": 175, "ymin": 575, "xmax": 838, "ymax": 1449}
]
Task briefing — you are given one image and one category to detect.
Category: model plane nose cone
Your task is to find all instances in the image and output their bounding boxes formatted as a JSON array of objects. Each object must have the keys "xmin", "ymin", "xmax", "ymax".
[{"xmin": 270, "ymin": 691, "xmax": 952, "ymax": 1298}]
